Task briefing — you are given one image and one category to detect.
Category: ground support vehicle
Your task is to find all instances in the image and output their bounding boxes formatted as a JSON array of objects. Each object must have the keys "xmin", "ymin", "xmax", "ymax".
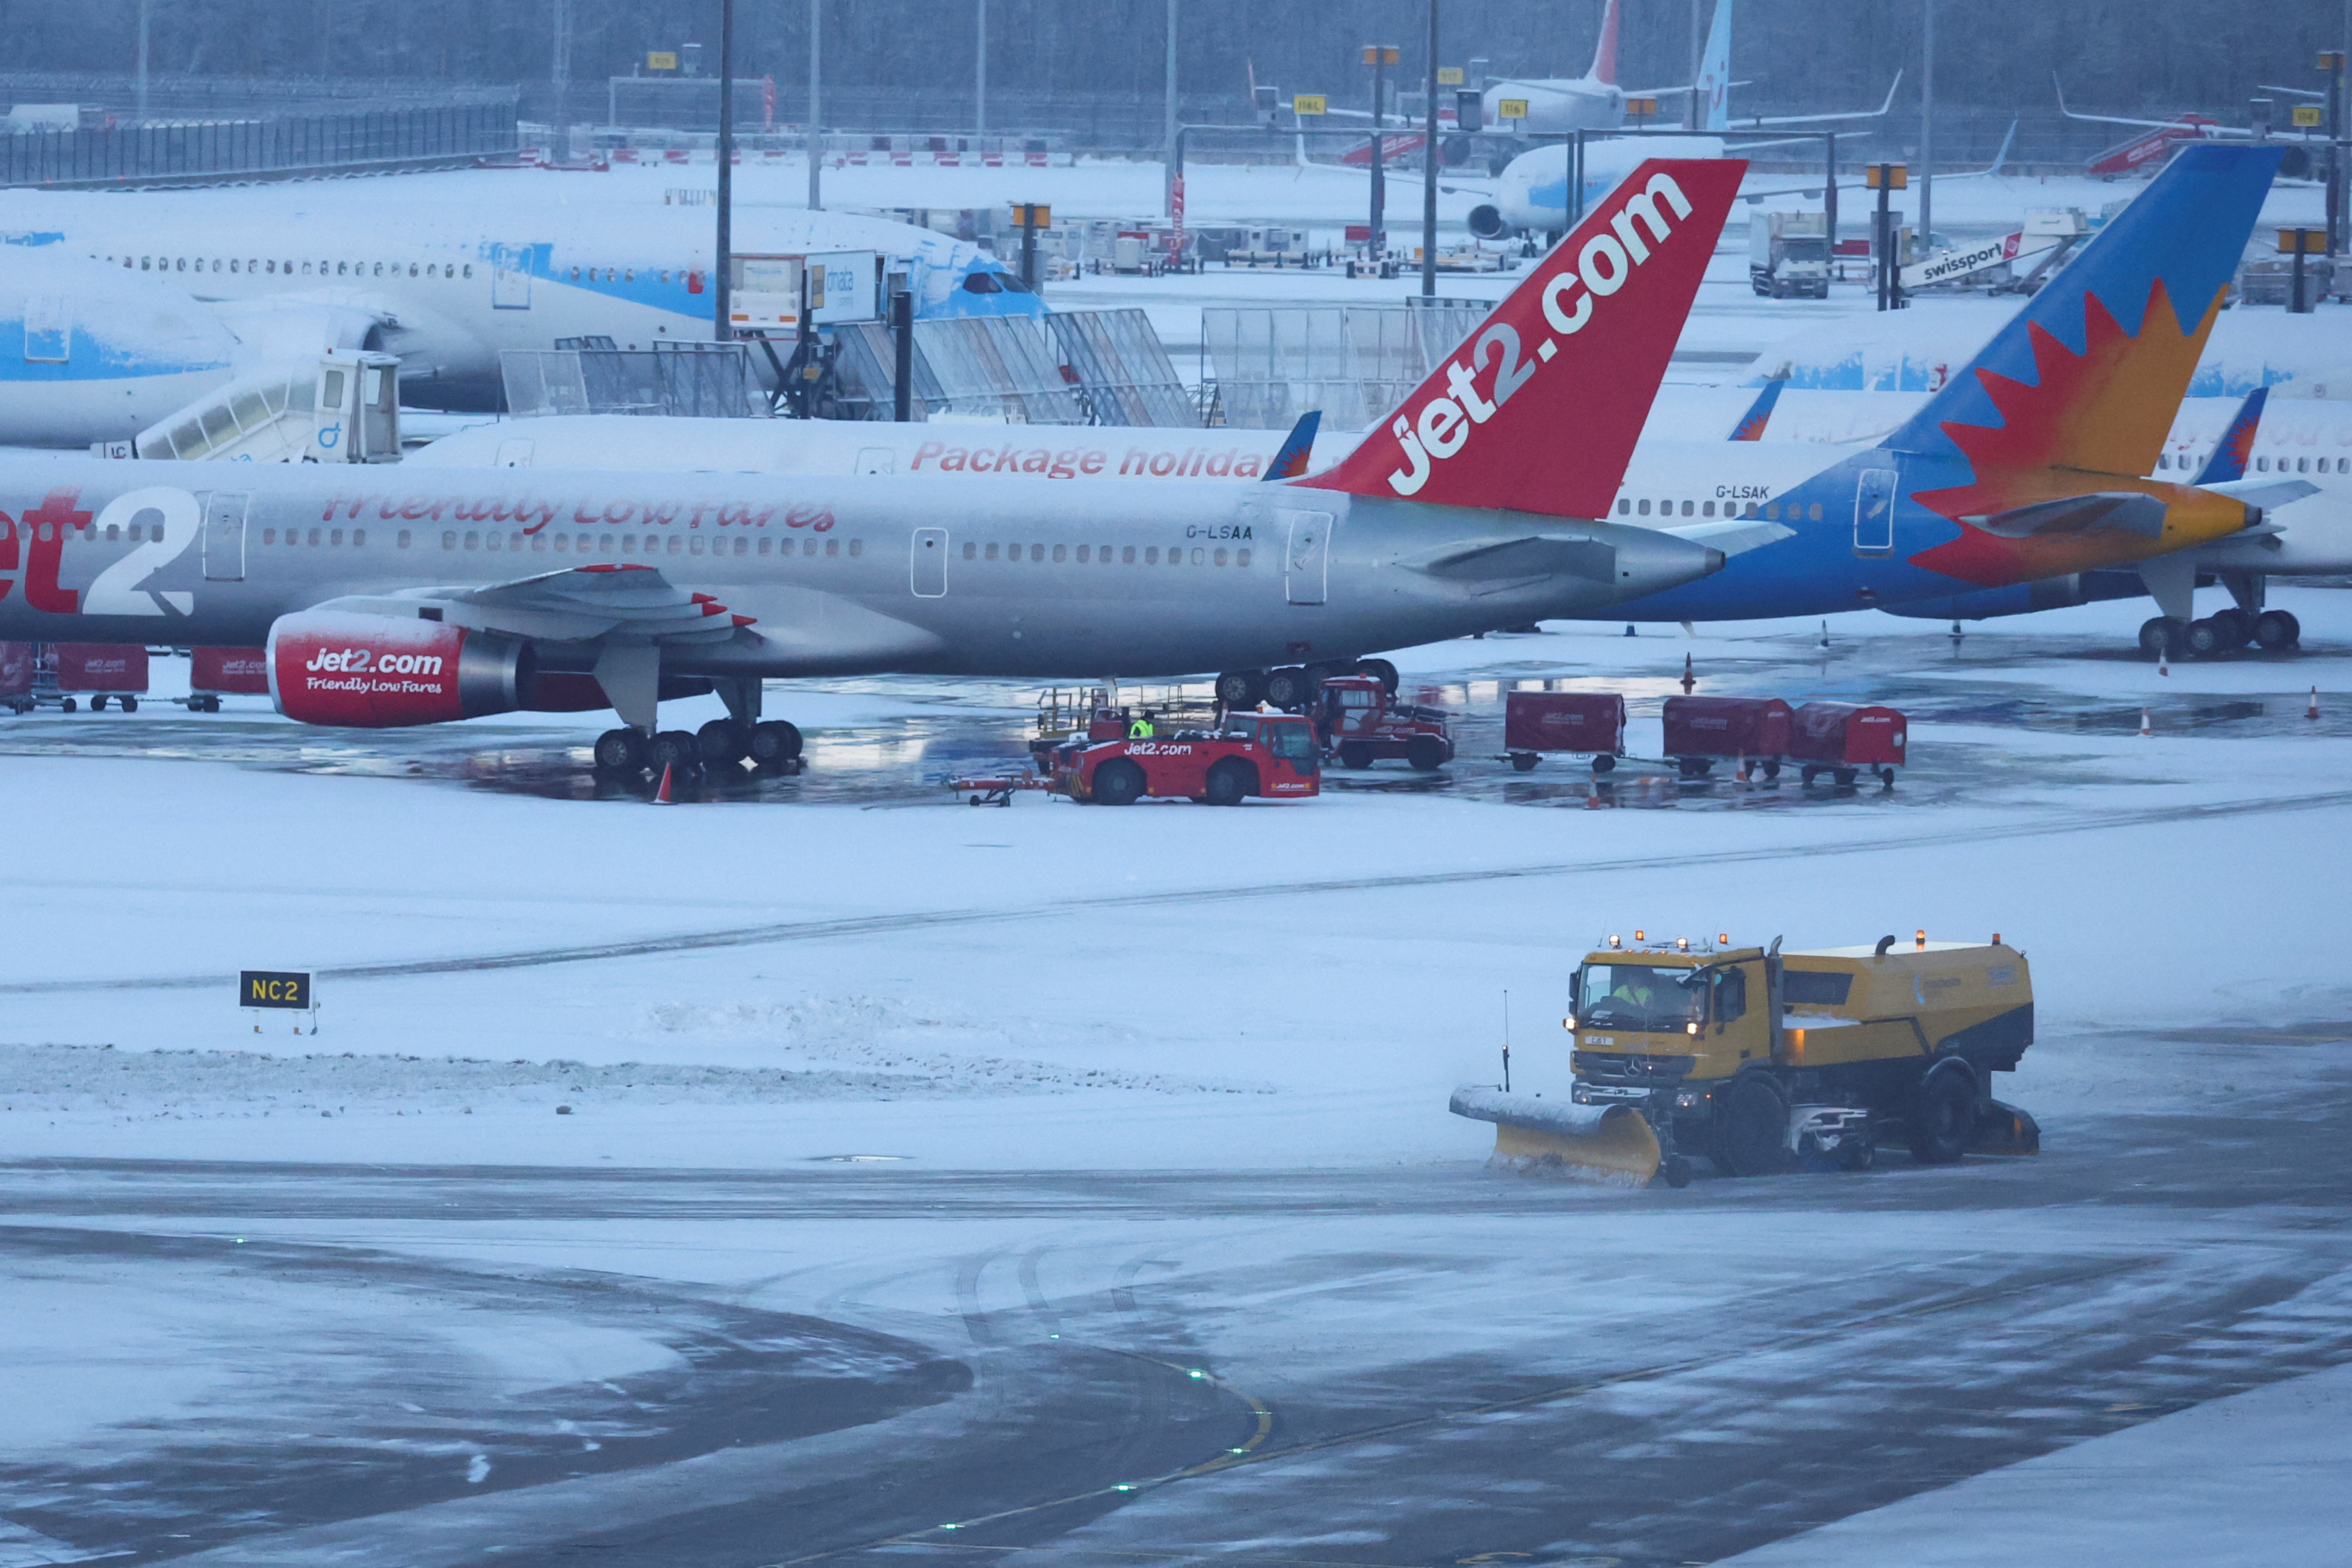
[
  {"xmin": 946, "ymin": 771, "xmax": 1056, "ymax": 807},
  {"xmin": 1316, "ymin": 673, "xmax": 1454, "ymax": 771},
  {"xmin": 1788, "ymin": 701, "xmax": 1907, "ymax": 788},
  {"xmin": 0, "ymin": 642, "xmax": 30, "ymax": 715},
  {"xmin": 1748, "ymin": 212, "xmax": 1831, "ymax": 299},
  {"xmin": 178, "ymin": 646, "xmax": 269, "ymax": 713},
  {"xmin": 29, "ymin": 643, "xmax": 149, "ymax": 713},
  {"xmin": 1051, "ymin": 712, "xmax": 1320, "ymax": 805},
  {"xmin": 1662, "ymin": 696, "xmax": 1792, "ymax": 780},
  {"xmin": 1454, "ymin": 933, "xmax": 2039, "ymax": 1187},
  {"xmin": 1502, "ymin": 691, "xmax": 1625, "ymax": 773}
]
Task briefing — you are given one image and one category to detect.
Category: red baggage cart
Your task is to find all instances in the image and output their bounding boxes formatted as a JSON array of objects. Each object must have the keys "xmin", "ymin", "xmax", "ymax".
[
  {"xmin": 49, "ymin": 644, "xmax": 150, "ymax": 712},
  {"xmin": 1503, "ymin": 691, "xmax": 1626, "ymax": 773},
  {"xmin": 185, "ymin": 647, "xmax": 270, "ymax": 712},
  {"xmin": 1788, "ymin": 702, "xmax": 1906, "ymax": 787},
  {"xmin": 1661, "ymin": 695, "xmax": 1793, "ymax": 779},
  {"xmin": 0, "ymin": 642, "xmax": 32, "ymax": 715}
]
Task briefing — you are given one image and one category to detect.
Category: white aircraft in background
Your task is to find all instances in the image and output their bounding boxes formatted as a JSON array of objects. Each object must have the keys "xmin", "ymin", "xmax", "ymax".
[
  {"xmin": 0, "ymin": 192, "xmax": 1038, "ymax": 444},
  {"xmin": 1465, "ymin": 0, "xmax": 1899, "ymax": 241}
]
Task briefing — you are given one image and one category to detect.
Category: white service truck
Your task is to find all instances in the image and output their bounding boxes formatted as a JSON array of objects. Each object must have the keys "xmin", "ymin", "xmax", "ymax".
[{"xmin": 1749, "ymin": 212, "xmax": 1831, "ymax": 299}]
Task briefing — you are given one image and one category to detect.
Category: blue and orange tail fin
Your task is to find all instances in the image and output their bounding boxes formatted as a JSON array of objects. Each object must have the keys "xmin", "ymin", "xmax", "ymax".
[
  {"xmin": 1882, "ymin": 143, "xmax": 2283, "ymax": 481},
  {"xmin": 1730, "ymin": 378, "xmax": 1782, "ymax": 441},
  {"xmin": 1297, "ymin": 158, "xmax": 1745, "ymax": 518},
  {"xmin": 1264, "ymin": 410, "xmax": 1321, "ymax": 479},
  {"xmin": 2192, "ymin": 385, "xmax": 2267, "ymax": 484}
]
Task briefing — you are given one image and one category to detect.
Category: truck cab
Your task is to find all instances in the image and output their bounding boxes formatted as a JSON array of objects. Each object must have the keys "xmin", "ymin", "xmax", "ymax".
[{"xmin": 1566, "ymin": 935, "xmax": 2035, "ymax": 1177}]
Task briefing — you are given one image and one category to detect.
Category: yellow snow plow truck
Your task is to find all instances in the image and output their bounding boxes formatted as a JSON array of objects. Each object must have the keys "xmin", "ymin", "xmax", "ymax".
[{"xmin": 1451, "ymin": 933, "xmax": 2039, "ymax": 1188}]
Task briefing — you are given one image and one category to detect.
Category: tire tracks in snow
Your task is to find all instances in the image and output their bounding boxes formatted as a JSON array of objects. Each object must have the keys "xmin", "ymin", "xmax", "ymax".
[{"xmin": 11, "ymin": 788, "xmax": 2351, "ymax": 997}]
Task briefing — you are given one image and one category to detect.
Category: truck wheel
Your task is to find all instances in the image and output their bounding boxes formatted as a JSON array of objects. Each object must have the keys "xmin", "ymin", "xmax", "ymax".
[
  {"xmin": 1203, "ymin": 759, "xmax": 1253, "ymax": 806},
  {"xmin": 1839, "ymin": 1131, "xmax": 1876, "ymax": 1172},
  {"xmin": 1214, "ymin": 669, "xmax": 1266, "ymax": 708},
  {"xmin": 1357, "ymin": 658, "xmax": 1400, "ymax": 696},
  {"xmin": 89, "ymin": 695, "xmax": 107, "ymax": 712},
  {"xmin": 1406, "ymin": 736, "xmax": 1446, "ymax": 771},
  {"xmin": 1510, "ymin": 752, "xmax": 1538, "ymax": 772},
  {"xmin": 60, "ymin": 697, "xmax": 75, "ymax": 713},
  {"xmin": 1340, "ymin": 743, "xmax": 1373, "ymax": 770},
  {"xmin": 1761, "ymin": 759, "xmax": 1780, "ymax": 780},
  {"xmin": 1263, "ymin": 667, "xmax": 1311, "ymax": 711},
  {"xmin": 1093, "ymin": 759, "xmax": 1146, "ymax": 806},
  {"xmin": 121, "ymin": 696, "xmax": 138, "ymax": 713},
  {"xmin": 1676, "ymin": 756, "xmax": 1712, "ymax": 779},
  {"xmin": 1906, "ymin": 1069, "xmax": 1976, "ymax": 1165},
  {"xmin": 1799, "ymin": 765, "xmax": 1820, "ymax": 786},
  {"xmin": 1591, "ymin": 753, "xmax": 1616, "ymax": 774},
  {"xmin": 1833, "ymin": 768, "xmax": 1858, "ymax": 788},
  {"xmin": 1878, "ymin": 766, "xmax": 1897, "ymax": 787},
  {"xmin": 1716, "ymin": 1073, "xmax": 1793, "ymax": 1177}
]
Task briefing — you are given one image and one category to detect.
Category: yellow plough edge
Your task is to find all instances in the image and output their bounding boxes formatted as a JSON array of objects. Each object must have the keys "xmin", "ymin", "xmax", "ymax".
[{"xmin": 1449, "ymin": 1086, "xmax": 1661, "ymax": 1188}]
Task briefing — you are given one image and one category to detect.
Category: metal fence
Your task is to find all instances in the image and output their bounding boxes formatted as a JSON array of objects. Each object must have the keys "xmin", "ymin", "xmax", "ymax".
[
  {"xmin": 502, "ymin": 344, "xmax": 771, "ymax": 420},
  {"xmin": 830, "ymin": 310, "xmax": 1194, "ymax": 426},
  {"xmin": 1202, "ymin": 302, "xmax": 1492, "ymax": 431},
  {"xmin": 1, "ymin": 99, "xmax": 518, "ymax": 188},
  {"xmin": 1046, "ymin": 310, "xmax": 1195, "ymax": 427}
]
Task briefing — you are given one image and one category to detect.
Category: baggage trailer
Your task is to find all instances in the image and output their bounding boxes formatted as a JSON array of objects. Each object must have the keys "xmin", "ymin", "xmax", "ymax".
[
  {"xmin": 181, "ymin": 647, "xmax": 270, "ymax": 713},
  {"xmin": 1503, "ymin": 691, "xmax": 1625, "ymax": 773},
  {"xmin": 36, "ymin": 644, "xmax": 150, "ymax": 712},
  {"xmin": 1788, "ymin": 701, "xmax": 1906, "ymax": 787},
  {"xmin": 1661, "ymin": 695, "xmax": 1791, "ymax": 779},
  {"xmin": 1315, "ymin": 673, "xmax": 1454, "ymax": 771},
  {"xmin": 0, "ymin": 642, "xmax": 30, "ymax": 715},
  {"xmin": 1052, "ymin": 712, "xmax": 1320, "ymax": 805},
  {"xmin": 1454, "ymin": 930, "xmax": 2038, "ymax": 1187}
]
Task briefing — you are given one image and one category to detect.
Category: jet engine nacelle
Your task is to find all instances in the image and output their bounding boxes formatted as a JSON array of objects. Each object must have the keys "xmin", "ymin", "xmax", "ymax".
[
  {"xmin": 1466, "ymin": 204, "xmax": 1513, "ymax": 241},
  {"xmin": 266, "ymin": 611, "xmax": 531, "ymax": 727}
]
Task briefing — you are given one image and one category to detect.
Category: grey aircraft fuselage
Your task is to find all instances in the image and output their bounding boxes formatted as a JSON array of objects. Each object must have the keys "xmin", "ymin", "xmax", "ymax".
[{"xmin": 0, "ymin": 459, "xmax": 1720, "ymax": 682}]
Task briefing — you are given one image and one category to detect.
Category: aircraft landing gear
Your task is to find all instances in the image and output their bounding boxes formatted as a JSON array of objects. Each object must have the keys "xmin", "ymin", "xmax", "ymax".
[
  {"xmin": 2138, "ymin": 617, "xmax": 2187, "ymax": 659},
  {"xmin": 747, "ymin": 720, "xmax": 804, "ymax": 770},
  {"xmin": 2254, "ymin": 608, "xmax": 2302, "ymax": 650}
]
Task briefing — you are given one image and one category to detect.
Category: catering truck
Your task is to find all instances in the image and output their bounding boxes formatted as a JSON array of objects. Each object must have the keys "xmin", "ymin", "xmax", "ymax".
[{"xmin": 1451, "ymin": 931, "xmax": 2038, "ymax": 1187}]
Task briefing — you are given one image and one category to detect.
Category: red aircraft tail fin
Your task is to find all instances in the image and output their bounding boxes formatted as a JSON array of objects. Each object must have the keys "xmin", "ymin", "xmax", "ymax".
[{"xmin": 1296, "ymin": 157, "xmax": 1744, "ymax": 519}]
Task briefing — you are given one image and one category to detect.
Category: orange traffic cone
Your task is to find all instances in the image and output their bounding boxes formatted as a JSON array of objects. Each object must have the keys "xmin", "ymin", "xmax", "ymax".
[
  {"xmin": 653, "ymin": 762, "xmax": 677, "ymax": 803},
  {"xmin": 2138, "ymin": 707, "xmax": 2152, "ymax": 737},
  {"xmin": 2310, "ymin": 686, "xmax": 2321, "ymax": 721},
  {"xmin": 2157, "ymin": 647, "xmax": 2170, "ymax": 676}
]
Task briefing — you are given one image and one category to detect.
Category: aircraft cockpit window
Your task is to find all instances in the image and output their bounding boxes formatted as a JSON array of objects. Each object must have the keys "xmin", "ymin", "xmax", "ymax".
[
  {"xmin": 997, "ymin": 273, "xmax": 1033, "ymax": 293},
  {"xmin": 962, "ymin": 272, "xmax": 1004, "ymax": 293}
]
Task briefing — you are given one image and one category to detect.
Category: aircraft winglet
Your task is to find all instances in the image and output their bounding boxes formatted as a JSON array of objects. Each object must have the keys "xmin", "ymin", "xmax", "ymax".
[
  {"xmin": 1295, "ymin": 157, "xmax": 1746, "ymax": 519},
  {"xmin": 2193, "ymin": 385, "xmax": 2267, "ymax": 485},
  {"xmin": 1264, "ymin": 410, "xmax": 1321, "ymax": 479}
]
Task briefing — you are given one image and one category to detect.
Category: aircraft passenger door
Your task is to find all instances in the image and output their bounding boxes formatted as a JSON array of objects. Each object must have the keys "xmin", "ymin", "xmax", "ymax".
[
  {"xmin": 910, "ymin": 528, "xmax": 948, "ymax": 597},
  {"xmin": 1278, "ymin": 508, "xmax": 1333, "ymax": 605},
  {"xmin": 491, "ymin": 243, "xmax": 533, "ymax": 309},
  {"xmin": 201, "ymin": 492, "xmax": 249, "ymax": 582},
  {"xmin": 22, "ymin": 294, "xmax": 68, "ymax": 362},
  {"xmin": 1853, "ymin": 468, "xmax": 1899, "ymax": 555}
]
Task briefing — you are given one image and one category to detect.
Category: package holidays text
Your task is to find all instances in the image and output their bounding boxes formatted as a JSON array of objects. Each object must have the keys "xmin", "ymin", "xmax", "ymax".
[{"xmin": 910, "ymin": 442, "xmax": 1271, "ymax": 479}]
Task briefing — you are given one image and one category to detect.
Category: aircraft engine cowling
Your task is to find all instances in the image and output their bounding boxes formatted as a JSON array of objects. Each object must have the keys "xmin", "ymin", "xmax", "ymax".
[
  {"xmin": 266, "ymin": 611, "xmax": 532, "ymax": 727},
  {"xmin": 1466, "ymin": 204, "xmax": 1511, "ymax": 241}
]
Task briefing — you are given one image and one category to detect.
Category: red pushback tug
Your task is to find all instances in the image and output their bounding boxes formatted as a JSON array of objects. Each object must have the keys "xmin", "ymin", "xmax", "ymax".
[
  {"xmin": 1316, "ymin": 673, "xmax": 1455, "ymax": 771},
  {"xmin": 1052, "ymin": 711, "xmax": 1321, "ymax": 805}
]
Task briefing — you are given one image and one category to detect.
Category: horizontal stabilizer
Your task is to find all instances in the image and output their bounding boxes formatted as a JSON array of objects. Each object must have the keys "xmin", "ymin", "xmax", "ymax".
[
  {"xmin": 1964, "ymin": 491, "xmax": 2169, "ymax": 540},
  {"xmin": 2201, "ymin": 476, "xmax": 2317, "ymax": 510}
]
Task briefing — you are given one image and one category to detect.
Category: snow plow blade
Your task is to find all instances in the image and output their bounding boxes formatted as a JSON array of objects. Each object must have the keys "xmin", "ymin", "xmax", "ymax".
[
  {"xmin": 1970, "ymin": 1099, "xmax": 2042, "ymax": 1156},
  {"xmin": 1449, "ymin": 1085, "xmax": 1661, "ymax": 1188}
]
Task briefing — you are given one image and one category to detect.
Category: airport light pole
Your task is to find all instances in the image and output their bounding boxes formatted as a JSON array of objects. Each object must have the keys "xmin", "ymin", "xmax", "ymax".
[
  {"xmin": 1164, "ymin": 0, "xmax": 1179, "ymax": 219},
  {"xmin": 1365, "ymin": 44, "xmax": 1398, "ymax": 262},
  {"xmin": 976, "ymin": 0, "xmax": 987, "ymax": 135},
  {"xmin": 135, "ymin": 0, "xmax": 149, "ymax": 124},
  {"xmin": 1918, "ymin": 0, "xmax": 1934, "ymax": 248},
  {"xmin": 714, "ymin": 0, "xmax": 735, "ymax": 343},
  {"xmin": 807, "ymin": 0, "xmax": 822, "ymax": 210},
  {"xmin": 551, "ymin": 0, "xmax": 572, "ymax": 123},
  {"xmin": 1421, "ymin": 0, "xmax": 1440, "ymax": 298}
]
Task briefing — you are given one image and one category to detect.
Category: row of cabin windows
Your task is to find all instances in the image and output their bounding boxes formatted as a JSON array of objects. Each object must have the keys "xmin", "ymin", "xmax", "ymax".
[
  {"xmin": 960, "ymin": 541, "xmax": 1251, "ymax": 567},
  {"xmin": 1617, "ymin": 498, "xmax": 1823, "ymax": 522},
  {"xmin": 115, "ymin": 255, "xmax": 474, "ymax": 279},
  {"xmin": 2151, "ymin": 452, "xmax": 2349, "ymax": 474},
  {"xmin": 569, "ymin": 266, "xmax": 694, "ymax": 283},
  {"xmin": 440, "ymin": 529, "xmax": 858, "ymax": 557}
]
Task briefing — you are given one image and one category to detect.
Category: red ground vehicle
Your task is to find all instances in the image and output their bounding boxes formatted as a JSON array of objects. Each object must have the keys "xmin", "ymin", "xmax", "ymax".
[
  {"xmin": 0, "ymin": 642, "xmax": 30, "ymax": 715},
  {"xmin": 1054, "ymin": 712, "xmax": 1321, "ymax": 805},
  {"xmin": 1316, "ymin": 674, "xmax": 1454, "ymax": 771},
  {"xmin": 1503, "ymin": 691, "xmax": 1625, "ymax": 773},
  {"xmin": 183, "ymin": 647, "xmax": 270, "ymax": 712},
  {"xmin": 1788, "ymin": 701, "xmax": 1907, "ymax": 787},
  {"xmin": 1662, "ymin": 695, "xmax": 1793, "ymax": 779}
]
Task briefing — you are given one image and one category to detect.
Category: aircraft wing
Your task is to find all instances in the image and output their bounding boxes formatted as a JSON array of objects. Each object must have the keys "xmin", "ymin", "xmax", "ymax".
[
  {"xmin": 1726, "ymin": 72, "xmax": 1903, "ymax": 128},
  {"xmin": 2053, "ymin": 74, "xmax": 2255, "ymax": 135},
  {"xmin": 313, "ymin": 564, "xmax": 752, "ymax": 644}
]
